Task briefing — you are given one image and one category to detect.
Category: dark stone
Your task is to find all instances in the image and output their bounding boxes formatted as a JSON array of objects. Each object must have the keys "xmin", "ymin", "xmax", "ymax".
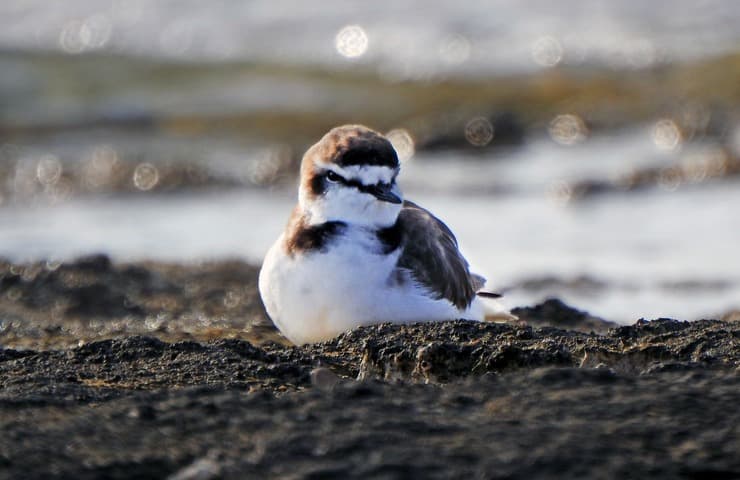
[{"xmin": 511, "ymin": 297, "xmax": 619, "ymax": 333}]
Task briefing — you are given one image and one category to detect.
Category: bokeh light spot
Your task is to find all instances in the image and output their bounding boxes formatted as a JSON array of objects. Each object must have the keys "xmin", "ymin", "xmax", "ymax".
[
  {"xmin": 532, "ymin": 36, "xmax": 563, "ymax": 67},
  {"xmin": 386, "ymin": 129, "xmax": 415, "ymax": 162},
  {"xmin": 36, "ymin": 155, "xmax": 62, "ymax": 186},
  {"xmin": 6, "ymin": 287, "xmax": 22, "ymax": 302},
  {"xmin": 13, "ymin": 158, "xmax": 39, "ymax": 198},
  {"xmin": 58, "ymin": 15, "xmax": 112, "ymax": 54},
  {"xmin": 681, "ymin": 154, "xmax": 708, "ymax": 183},
  {"xmin": 245, "ymin": 146, "xmax": 292, "ymax": 186},
  {"xmin": 45, "ymin": 260, "xmax": 62, "ymax": 272},
  {"xmin": 549, "ymin": 114, "xmax": 588, "ymax": 145},
  {"xmin": 85, "ymin": 145, "xmax": 119, "ymax": 190},
  {"xmin": 464, "ymin": 117, "xmax": 494, "ymax": 147},
  {"xmin": 82, "ymin": 15, "xmax": 113, "ymax": 49},
  {"xmin": 652, "ymin": 119, "xmax": 682, "ymax": 152},
  {"xmin": 133, "ymin": 163, "xmax": 159, "ymax": 191},
  {"xmin": 59, "ymin": 20, "xmax": 87, "ymax": 54},
  {"xmin": 547, "ymin": 180, "xmax": 573, "ymax": 206},
  {"xmin": 335, "ymin": 25, "xmax": 368, "ymax": 58}
]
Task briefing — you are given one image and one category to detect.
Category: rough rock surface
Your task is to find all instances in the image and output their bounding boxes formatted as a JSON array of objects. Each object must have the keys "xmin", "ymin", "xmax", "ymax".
[
  {"xmin": 1, "ymin": 318, "xmax": 739, "ymax": 479},
  {"xmin": 1, "ymin": 256, "xmax": 739, "ymax": 478}
]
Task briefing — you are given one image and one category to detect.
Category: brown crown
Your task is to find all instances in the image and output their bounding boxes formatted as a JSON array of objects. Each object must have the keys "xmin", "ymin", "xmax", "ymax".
[{"xmin": 302, "ymin": 125, "xmax": 399, "ymax": 172}]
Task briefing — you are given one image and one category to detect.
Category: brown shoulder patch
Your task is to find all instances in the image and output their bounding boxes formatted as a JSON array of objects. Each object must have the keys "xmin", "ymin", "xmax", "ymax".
[{"xmin": 284, "ymin": 207, "xmax": 346, "ymax": 256}]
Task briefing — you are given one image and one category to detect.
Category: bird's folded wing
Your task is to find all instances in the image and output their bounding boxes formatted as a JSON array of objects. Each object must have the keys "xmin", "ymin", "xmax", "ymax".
[{"xmin": 396, "ymin": 201, "xmax": 477, "ymax": 310}]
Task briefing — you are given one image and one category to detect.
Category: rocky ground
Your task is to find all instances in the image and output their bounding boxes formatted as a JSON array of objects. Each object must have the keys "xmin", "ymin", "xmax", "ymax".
[{"xmin": 1, "ymin": 257, "xmax": 739, "ymax": 479}]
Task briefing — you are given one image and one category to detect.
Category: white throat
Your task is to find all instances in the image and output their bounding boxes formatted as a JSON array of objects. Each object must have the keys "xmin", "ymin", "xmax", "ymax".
[{"xmin": 299, "ymin": 165, "xmax": 403, "ymax": 228}]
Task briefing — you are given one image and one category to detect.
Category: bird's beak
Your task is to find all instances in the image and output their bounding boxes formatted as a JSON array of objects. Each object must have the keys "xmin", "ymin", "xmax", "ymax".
[{"xmin": 366, "ymin": 183, "xmax": 402, "ymax": 204}]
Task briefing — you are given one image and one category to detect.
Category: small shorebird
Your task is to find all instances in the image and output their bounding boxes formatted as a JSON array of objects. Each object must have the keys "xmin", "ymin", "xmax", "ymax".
[{"xmin": 259, "ymin": 125, "xmax": 507, "ymax": 345}]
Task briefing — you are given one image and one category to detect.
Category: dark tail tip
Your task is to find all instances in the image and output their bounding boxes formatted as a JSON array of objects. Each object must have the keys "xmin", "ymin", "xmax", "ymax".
[{"xmin": 477, "ymin": 291, "xmax": 503, "ymax": 299}]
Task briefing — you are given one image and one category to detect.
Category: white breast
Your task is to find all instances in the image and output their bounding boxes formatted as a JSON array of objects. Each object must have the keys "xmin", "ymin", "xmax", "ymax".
[{"xmin": 258, "ymin": 228, "xmax": 483, "ymax": 345}]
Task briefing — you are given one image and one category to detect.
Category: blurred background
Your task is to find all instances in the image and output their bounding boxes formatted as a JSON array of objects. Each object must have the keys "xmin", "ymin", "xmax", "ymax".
[{"xmin": 1, "ymin": 0, "xmax": 739, "ymax": 324}]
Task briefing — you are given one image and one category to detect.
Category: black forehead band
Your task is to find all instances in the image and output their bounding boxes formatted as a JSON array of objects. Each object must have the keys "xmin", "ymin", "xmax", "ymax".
[{"xmin": 335, "ymin": 145, "xmax": 399, "ymax": 169}]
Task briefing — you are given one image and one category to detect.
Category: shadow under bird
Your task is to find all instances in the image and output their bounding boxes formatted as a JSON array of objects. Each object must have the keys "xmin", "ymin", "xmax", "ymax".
[{"xmin": 259, "ymin": 125, "xmax": 509, "ymax": 345}]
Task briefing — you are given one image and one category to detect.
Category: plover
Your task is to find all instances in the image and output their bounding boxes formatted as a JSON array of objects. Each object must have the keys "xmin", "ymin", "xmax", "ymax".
[{"xmin": 259, "ymin": 125, "xmax": 505, "ymax": 345}]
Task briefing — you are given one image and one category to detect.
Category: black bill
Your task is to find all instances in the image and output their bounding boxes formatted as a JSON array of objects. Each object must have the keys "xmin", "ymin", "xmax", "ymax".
[{"xmin": 363, "ymin": 183, "xmax": 402, "ymax": 204}]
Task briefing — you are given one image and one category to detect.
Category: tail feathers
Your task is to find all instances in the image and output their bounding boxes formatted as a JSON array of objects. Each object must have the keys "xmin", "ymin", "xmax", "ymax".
[{"xmin": 476, "ymin": 291, "xmax": 502, "ymax": 299}]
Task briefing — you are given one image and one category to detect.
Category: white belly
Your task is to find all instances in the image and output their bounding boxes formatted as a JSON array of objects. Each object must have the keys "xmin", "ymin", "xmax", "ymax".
[{"xmin": 258, "ymin": 232, "xmax": 483, "ymax": 345}]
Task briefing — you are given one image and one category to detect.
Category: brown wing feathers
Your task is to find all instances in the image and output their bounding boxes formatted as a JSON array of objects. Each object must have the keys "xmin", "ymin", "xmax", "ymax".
[{"xmin": 395, "ymin": 201, "xmax": 478, "ymax": 310}]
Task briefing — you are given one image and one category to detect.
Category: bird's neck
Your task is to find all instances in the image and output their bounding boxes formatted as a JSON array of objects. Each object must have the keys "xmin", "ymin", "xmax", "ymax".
[{"xmin": 298, "ymin": 196, "xmax": 401, "ymax": 230}]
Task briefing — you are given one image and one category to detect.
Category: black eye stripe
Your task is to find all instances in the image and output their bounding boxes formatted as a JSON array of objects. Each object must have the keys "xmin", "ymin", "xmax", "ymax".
[{"xmin": 324, "ymin": 171, "xmax": 395, "ymax": 193}]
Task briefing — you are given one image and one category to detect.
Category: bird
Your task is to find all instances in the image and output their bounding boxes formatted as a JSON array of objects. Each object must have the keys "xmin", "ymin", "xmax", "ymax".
[{"xmin": 259, "ymin": 125, "xmax": 508, "ymax": 345}]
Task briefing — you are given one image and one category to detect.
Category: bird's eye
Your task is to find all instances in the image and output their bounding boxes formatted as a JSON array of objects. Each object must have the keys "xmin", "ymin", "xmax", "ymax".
[{"xmin": 326, "ymin": 171, "xmax": 342, "ymax": 183}]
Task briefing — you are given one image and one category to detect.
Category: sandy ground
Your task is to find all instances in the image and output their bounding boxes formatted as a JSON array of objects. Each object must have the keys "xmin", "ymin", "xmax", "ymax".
[{"xmin": 1, "ymin": 256, "xmax": 739, "ymax": 479}]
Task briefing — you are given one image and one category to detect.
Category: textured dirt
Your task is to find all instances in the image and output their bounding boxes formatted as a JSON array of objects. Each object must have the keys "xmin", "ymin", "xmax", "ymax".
[
  {"xmin": 0, "ymin": 255, "xmax": 276, "ymax": 350},
  {"xmin": 1, "ymin": 257, "xmax": 739, "ymax": 479}
]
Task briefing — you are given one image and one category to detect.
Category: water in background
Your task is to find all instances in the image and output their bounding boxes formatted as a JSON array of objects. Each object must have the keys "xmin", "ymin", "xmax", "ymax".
[
  {"xmin": 2, "ymin": 0, "xmax": 740, "ymax": 74},
  {"xmin": 1, "ymin": 0, "xmax": 739, "ymax": 324}
]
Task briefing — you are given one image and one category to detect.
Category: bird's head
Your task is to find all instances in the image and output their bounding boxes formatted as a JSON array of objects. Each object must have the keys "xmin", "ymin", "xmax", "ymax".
[{"xmin": 298, "ymin": 125, "xmax": 403, "ymax": 228}]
